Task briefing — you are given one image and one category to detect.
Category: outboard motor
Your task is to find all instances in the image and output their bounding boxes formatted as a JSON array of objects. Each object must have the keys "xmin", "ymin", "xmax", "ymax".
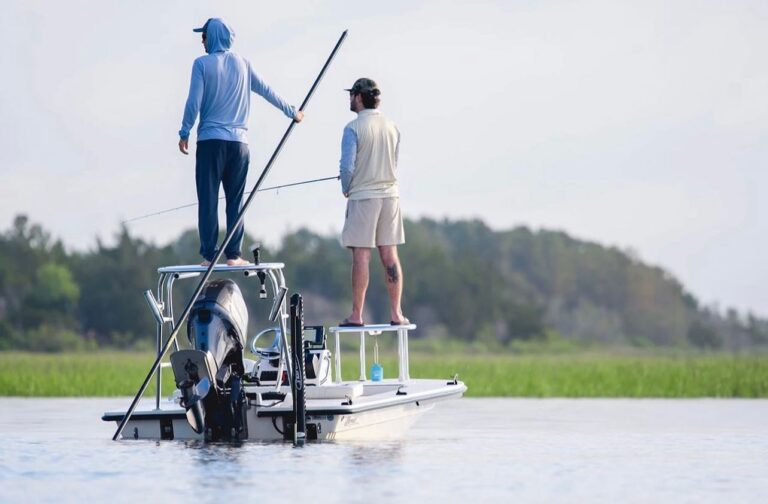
[{"xmin": 170, "ymin": 278, "xmax": 249, "ymax": 441}]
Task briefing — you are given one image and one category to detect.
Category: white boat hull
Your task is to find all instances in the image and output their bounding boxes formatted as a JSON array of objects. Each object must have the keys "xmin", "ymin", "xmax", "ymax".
[{"xmin": 104, "ymin": 379, "xmax": 466, "ymax": 441}]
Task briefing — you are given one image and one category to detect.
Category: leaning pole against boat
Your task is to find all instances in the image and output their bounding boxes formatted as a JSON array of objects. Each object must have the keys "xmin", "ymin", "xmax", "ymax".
[{"xmin": 112, "ymin": 29, "xmax": 349, "ymax": 441}]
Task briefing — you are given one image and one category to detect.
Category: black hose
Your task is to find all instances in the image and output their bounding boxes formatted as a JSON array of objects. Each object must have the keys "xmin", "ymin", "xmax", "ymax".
[{"xmin": 272, "ymin": 416, "xmax": 284, "ymax": 436}]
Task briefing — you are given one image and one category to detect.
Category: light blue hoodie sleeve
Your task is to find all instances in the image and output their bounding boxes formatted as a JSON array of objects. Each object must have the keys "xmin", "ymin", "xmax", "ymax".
[
  {"xmin": 249, "ymin": 64, "xmax": 297, "ymax": 120},
  {"xmin": 178, "ymin": 18, "xmax": 298, "ymax": 142},
  {"xmin": 339, "ymin": 125, "xmax": 357, "ymax": 194},
  {"xmin": 179, "ymin": 60, "xmax": 204, "ymax": 140}
]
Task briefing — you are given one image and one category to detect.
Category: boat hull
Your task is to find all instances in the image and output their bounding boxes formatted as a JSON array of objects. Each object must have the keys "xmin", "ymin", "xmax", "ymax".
[{"xmin": 104, "ymin": 379, "xmax": 465, "ymax": 441}]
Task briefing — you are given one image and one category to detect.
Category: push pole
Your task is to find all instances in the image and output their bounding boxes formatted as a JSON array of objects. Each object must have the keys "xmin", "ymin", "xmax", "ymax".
[{"xmin": 113, "ymin": 30, "xmax": 348, "ymax": 441}]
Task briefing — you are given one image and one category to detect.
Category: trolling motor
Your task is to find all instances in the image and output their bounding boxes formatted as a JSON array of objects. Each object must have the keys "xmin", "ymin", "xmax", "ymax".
[{"xmin": 170, "ymin": 278, "xmax": 249, "ymax": 441}]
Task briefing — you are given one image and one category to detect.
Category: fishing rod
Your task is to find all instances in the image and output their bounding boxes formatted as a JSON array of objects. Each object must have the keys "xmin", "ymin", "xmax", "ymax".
[
  {"xmin": 113, "ymin": 29, "xmax": 348, "ymax": 441},
  {"xmin": 122, "ymin": 175, "xmax": 340, "ymax": 224}
]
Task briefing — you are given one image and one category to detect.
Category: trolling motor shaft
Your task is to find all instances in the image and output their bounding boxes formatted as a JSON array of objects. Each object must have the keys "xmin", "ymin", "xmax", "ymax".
[{"xmin": 290, "ymin": 293, "xmax": 307, "ymax": 445}]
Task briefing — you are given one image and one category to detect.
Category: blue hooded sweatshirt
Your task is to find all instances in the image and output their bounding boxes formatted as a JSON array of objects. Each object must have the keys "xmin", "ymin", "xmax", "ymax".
[{"xmin": 179, "ymin": 18, "xmax": 297, "ymax": 142}]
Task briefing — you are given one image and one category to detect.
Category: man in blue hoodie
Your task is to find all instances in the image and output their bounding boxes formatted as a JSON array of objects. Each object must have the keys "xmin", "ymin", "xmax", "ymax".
[{"xmin": 178, "ymin": 18, "xmax": 303, "ymax": 266}]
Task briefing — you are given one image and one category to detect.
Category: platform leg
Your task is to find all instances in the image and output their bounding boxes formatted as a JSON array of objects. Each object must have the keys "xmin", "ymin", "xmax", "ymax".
[
  {"xmin": 397, "ymin": 329, "xmax": 405, "ymax": 382},
  {"xmin": 402, "ymin": 328, "xmax": 410, "ymax": 380},
  {"xmin": 335, "ymin": 331, "xmax": 342, "ymax": 383},
  {"xmin": 359, "ymin": 331, "xmax": 366, "ymax": 381}
]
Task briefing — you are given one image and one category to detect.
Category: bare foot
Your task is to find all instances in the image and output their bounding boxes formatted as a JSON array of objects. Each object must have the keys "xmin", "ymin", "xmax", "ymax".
[
  {"xmin": 200, "ymin": 260, "xmax": 212, "ymax": 267},
  {"xmin": 226, "ymin": 257, "xmax": 251, "ymax": 266},
  {"xmin": 390, "ymin": 316, "xmax": 410, "ymax": 325}
]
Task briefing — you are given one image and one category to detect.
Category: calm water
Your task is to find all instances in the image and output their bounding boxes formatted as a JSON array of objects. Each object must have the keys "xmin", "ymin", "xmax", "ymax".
[{"xmin": 1, "ymin": 398, "xmax": 766, "ymax": 503}]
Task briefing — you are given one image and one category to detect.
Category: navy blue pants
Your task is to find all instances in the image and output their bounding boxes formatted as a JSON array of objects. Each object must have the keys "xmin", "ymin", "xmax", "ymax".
[{"xmin": 195, "ymin": 140, "xmax": 249, "ymax": 261}]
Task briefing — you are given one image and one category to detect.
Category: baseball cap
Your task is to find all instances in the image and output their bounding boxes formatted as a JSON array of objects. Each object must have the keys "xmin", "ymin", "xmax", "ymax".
[
  {"xmin": 345, "ymin": 78, "xmax": 380, "ymax": 95},
  {"xmin": 192, "ymin": 18, "xmax": 212, "ymax": 33}
]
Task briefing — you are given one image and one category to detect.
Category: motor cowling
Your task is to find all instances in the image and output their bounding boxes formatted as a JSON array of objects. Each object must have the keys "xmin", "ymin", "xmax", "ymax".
[
  {"xmin": 187, "ymin": 278, "xmax": 248, "ymax": 381},
  {"xmin": 171, "ymin": 278, "xmax": 249, "ymax": 441}
]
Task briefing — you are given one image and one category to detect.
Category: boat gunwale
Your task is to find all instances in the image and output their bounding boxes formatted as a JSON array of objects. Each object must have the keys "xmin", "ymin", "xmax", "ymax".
[{"xmin": 102, "ymin": 381, "xmax": 466, "ymax": 421}]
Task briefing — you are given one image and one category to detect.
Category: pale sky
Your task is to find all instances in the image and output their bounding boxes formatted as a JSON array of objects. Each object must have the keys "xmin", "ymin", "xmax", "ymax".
[{"xmin": 1, "ymin": 0, "xmax": 766, "ymax": 315}]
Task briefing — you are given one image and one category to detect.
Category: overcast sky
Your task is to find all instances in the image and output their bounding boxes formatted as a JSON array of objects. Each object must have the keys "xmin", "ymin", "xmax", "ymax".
[{"xmin": 1, "ymin": 0, "xmax": 766, "ymax": 315}]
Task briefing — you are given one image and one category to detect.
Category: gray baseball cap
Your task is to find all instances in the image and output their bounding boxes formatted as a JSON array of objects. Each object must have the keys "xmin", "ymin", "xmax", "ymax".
[{"xmin": 345, "ymin": 78, "xmax": 380, "ymax": 95}]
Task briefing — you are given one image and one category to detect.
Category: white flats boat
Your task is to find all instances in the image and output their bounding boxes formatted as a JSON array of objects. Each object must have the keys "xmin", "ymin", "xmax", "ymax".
[{"xmin": 103, "ymin": 259, "xmax": 466, "ymax": 442}]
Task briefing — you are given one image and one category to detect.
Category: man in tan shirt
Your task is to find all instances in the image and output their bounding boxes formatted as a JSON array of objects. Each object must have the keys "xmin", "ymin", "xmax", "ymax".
[{"xmin": 339, "ymin": 78, "xmax": 408, "ymax": 326}]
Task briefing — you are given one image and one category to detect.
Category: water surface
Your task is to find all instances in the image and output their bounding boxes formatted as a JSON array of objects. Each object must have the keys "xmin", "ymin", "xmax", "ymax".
[{"xmin": 1, "ymin": 398, "xmax": 766, "ymax": 503}]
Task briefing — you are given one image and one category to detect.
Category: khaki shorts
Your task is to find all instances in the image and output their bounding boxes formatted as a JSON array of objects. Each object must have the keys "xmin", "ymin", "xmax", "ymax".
[{"xmin": 342, "ymin": 197, "xmax": 405, "ymax": 248}]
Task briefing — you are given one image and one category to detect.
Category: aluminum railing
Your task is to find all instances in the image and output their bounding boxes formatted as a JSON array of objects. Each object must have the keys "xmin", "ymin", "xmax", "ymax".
[{"xmin": 327, "ymin": 323, "xmax": 416, "ymax": 383}]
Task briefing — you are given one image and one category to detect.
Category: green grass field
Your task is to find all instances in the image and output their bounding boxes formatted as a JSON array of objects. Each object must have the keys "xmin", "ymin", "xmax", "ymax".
[{"xmin": 1, "ymin": 351, "xmax": 767, "ymax": 397}]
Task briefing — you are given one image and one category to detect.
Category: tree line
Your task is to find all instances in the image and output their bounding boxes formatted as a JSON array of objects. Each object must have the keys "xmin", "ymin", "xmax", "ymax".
[{"xmin": 0, "ymin": 214, "xmax": 765, "ymax": 352}]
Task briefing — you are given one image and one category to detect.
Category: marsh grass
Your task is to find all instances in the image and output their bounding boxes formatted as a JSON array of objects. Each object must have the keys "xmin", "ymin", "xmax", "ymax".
[
  {"xmin": 406, "ymin": 353, "xmax": 768, "ymax": 397},
  {"xmin": 0, "ymin": 352, "xmax": 178, "ymax": 397},
  {"xmin": 1, "ymin": 351, "xmax": 766, "ymax": 398}
]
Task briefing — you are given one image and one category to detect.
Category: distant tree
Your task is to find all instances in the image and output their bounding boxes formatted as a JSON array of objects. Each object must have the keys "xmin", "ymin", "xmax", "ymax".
[
  {"xmin": 70, "ymin": 225, "xmax": 177, "ymax": 346},
  {"xmin": 747, "ymin": 313, "xmax": 768, "ymax": 344},
  {"xmin": 0, "ymin": 213, "xmax": 765, "ymax": 351},
  {"xmin": 687, "ymin": 320, "xmax": 722, "ymax": 349},
  {"xmin": 20, "ymin": 262, "xmax": 81, "ymax": 330},
  {"xmin": 29, "ymin": 263, "xmax": 80, "ymax": 310}
]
